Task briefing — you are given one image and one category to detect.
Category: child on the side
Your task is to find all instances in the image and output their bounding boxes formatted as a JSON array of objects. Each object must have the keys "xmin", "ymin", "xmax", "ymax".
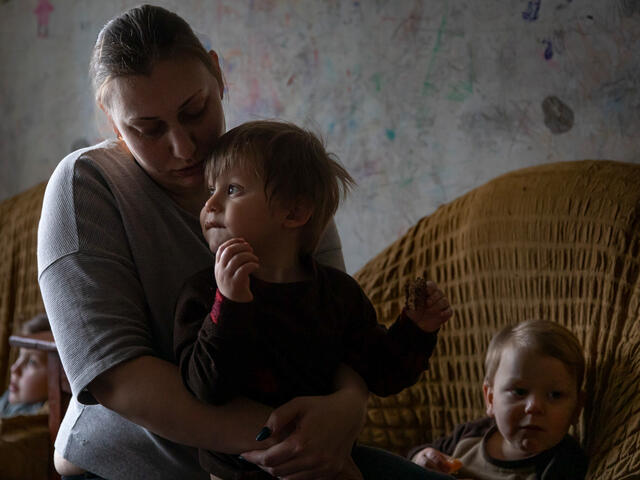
[
  {"xmin": 174, "ymin": 120, "xmax": 454, "ymax": 480},
  {"xmin": 409, "ymin": 319, "xmax": 588, "ymax": 479},
  {"xmin": 1, "ymin": 313, "xmax": 50, "ymax": 418}
]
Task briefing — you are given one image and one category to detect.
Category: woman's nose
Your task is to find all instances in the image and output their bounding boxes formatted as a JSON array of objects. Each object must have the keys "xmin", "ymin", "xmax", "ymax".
[{"xmin": 168, "ymin": 126, "xmax": 196, "ymax": 160}]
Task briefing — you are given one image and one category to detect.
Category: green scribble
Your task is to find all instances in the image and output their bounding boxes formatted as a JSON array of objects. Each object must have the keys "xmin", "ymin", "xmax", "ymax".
[
  {"xmin": 400, "ymin": 177, "xmax": 413, "ymax": 187},
  {"xmin": 447, "ymin": 79, "xmax": 473, "ymax": 102},
  {"xmin": 371, "ymin": 73, "xmax": 382, "ymax": 92},
  {"xmin": 386, "ymin": 129, "xmax": 395, "ymax": 140},
  {"xmin": 422, "ymin": 11, "xmax": 448, "ymax": 96}
]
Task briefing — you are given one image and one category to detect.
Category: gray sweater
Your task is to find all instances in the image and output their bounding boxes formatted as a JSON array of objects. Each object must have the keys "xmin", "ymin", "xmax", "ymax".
[{"xmin": 37, "ymin": 139, "xmax": 345, "ymax": 480}]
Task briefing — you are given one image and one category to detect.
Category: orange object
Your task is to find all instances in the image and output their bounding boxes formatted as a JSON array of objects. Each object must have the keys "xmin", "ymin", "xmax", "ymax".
[{"xmin": 445, "ymin": 457, "xmax": 463, "ymax": 474}]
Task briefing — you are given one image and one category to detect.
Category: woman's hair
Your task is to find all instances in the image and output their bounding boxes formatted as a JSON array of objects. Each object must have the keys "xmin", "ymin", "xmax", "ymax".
[
  {"xmin": 484, "ymin": 319, "xmax": 585, "ymax": 391},
  {"xmin": 20, "ymin": 313, "xmax": 50, "ymax": 335},
  {"xmin": 206, "ymin": 120, "xmax": 355, "ymax": 256},
  {"xmin": 90, "ymin": 4, "xmax": 221, "ymax": 106}
]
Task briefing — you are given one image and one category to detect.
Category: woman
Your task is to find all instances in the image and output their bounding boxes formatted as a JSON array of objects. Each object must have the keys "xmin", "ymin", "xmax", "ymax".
[
  {"xmin": 38, "ymin": 5, "xmax": 451, "ymax": 480},
  {"xmin": 38, "ymin": 5, "xmax": 365, "ymax": 480}
]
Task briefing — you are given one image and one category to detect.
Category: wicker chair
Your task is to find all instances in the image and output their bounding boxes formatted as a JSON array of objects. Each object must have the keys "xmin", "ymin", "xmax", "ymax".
[
  {"xmin": 2, "ymin": 160, "xmax": 639, "ymax": 479},
  {"xmin": 355, "ymin": 160, "xmax": 640, "ymax": 479}
]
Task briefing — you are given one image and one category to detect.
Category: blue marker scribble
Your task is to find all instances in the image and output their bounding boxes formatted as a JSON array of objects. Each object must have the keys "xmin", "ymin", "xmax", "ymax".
[
  {"xmin": 542, "ymin": 39, "xmax": 553, "ymax": 60},
  {"xmin": 522, "ymin": 0, "xmax": 541, "ymax": 21}
]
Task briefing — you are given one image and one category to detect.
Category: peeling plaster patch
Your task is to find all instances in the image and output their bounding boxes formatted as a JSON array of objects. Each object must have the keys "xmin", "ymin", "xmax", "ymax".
[{"xmin": 542, "ymin": 96, "xmax": 574, "ymax": 134}]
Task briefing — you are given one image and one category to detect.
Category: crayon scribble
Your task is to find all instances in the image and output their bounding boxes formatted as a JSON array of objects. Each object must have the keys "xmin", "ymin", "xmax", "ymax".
[
  {"xmin": 34, "ymin": 0, "xmax": 54, "ymax": 38},
  {"xmin": 542, "ymin": 39, "xmax": 553, "ymax": 60},
  {"xmin": 422, "ymin": 12, "xmax": 448, "ymax": 96},
  {"xmin": 522, "ymin": 0, "xmax": 541, "ymax": 22}
]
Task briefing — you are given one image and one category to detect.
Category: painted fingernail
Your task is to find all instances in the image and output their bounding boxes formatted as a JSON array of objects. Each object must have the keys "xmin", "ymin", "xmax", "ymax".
[{"xmin": 255, "ymin": 426, "xmax": 272, "ymax": 441}]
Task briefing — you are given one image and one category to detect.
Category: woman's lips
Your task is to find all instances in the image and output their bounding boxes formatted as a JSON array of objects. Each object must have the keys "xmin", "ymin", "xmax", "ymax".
[{"xmin": 174, "ymin": 162, "xmax": 204, "ymax": 177}]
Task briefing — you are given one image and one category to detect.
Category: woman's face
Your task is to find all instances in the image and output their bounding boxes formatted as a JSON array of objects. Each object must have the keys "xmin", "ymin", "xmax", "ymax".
[{"xmin": 105, "ymin": 54, "xmax": 225, "ymax": 201}]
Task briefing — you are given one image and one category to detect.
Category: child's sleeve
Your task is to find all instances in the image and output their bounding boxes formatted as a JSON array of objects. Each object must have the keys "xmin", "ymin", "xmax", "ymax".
[
  {"xmin": 341, "ymin": 276, "xmax": 438, "ymax": 397},
  {"xmin": 407, "ymin": 418, "xmax": 491, "ymax": 460},
  {"xmin": 173, "ymin": 269, "xmax": 255, "ymax": 405}
]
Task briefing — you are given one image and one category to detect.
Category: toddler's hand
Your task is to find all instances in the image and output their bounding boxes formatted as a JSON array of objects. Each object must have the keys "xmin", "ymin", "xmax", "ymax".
[
  {"xmin": 412, "ymin": 447, "xmax": 462, "ymax": 474},
  {"xmin": 404, "ymin": 276, "xmax": 453, "ymax": 332},
  {"xmin": 215, "ymin": 238, "xmax": 259, "ymax": 302}
]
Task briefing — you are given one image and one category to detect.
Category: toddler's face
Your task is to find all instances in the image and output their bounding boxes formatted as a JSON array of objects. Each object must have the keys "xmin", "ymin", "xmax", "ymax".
[
  {"xmin": 9, "ymin": 347, "xmax": 48, "ymax": 404},
  {"xmin": 200, "ymin": 164, "xmax": 287, "ymax": 256},
  {"xmin": 483, "ymin": 346, "xmax": 582, "ymax": 460}
]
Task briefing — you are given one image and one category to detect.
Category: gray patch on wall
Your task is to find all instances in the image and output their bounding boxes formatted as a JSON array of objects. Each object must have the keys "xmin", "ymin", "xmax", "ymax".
[
  {"xmin": 542, "ymin": 96, "xmax": 574, "ymax": 134},
  {"xmin": 71, "ymin": 138, "xmax": 90, "ymax": 152},
  {"xmin": 617, "ymin": 0, "xmax": 640, "ymax": 17}
]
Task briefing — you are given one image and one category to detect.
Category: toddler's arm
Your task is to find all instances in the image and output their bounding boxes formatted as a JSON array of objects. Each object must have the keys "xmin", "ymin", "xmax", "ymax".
[{"xmin": 404, "ymin": 275, "xmax": 452, "ymax": 332}]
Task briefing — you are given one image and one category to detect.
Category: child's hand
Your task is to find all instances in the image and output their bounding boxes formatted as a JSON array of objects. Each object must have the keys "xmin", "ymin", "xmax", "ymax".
[
  {"xmin": 411, "ymin": 447, "xmax": 463, "ymax": 474},
  {"xmin": 404, "ymin": 277, "xmax": 453, "ymax": 332},
  {"xmin": 215, "ymin": 238, "xmax": 259, "ymax": 302}
]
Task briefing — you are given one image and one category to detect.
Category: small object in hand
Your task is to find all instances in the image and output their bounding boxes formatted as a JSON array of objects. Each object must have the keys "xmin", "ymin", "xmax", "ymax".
[
  {"xmin": 444, "ymin": 456, "xmax": 463, "ymax": 474},
  {"xmin": 405, "ymin": 273, "xmax": 429, "ymax": 311},
  {"xmin": 255, "ymin": 426, "xmax": 272, "ymax": 441}
]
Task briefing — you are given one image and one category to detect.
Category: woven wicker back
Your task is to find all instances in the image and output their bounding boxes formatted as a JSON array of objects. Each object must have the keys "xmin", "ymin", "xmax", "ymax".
[
  {"xmin": 355, "ymin": 160, "xmax": 640, "ymax": 479},
  {"xmin": 0, "ymin": 182, "xmax": 47, "ymax": 390}
]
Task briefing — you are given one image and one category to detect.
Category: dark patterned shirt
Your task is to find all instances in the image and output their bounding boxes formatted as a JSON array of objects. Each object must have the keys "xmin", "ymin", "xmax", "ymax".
[{"xmin": 174, "ymin": 259, "xmax": 438, "ymax": 478}]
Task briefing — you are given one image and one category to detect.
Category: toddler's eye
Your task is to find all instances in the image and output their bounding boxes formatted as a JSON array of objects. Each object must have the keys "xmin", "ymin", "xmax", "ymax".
[
  {"xmin": 549, "ymin": 391, "xmax": 564, "ymax": 400},
  {"xmin": 511, "ymin": 388, "xmax": 527, "ymax": 397},
  {"xmin": 207, "ymin": 186, "xmax": 216, "ymax": 196},
  {"xmin": 227, "ymin": 184, "xmax": 241, "ymax": 195}
]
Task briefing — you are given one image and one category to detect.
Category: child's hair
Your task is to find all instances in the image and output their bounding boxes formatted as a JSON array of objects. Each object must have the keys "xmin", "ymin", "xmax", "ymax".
[
  {"xmin": 206, "ymin": 120, "xmax": 355, "ymax": 255},
  {"xmin": 20, "ymin": 313, "xmax": 50, "ymax": 335},
  {"xmin": 484, "ymin": 319, "xmax": 585, "ymax": 391}
]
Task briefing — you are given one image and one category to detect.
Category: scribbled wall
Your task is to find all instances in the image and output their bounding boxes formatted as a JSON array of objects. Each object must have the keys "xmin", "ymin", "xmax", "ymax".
[{"xmin": 1, "ymin": 1, "xmax": 639, "ymax": 273}]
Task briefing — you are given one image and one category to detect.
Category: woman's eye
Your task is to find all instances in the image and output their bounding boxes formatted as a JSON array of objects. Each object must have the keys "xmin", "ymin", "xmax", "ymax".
[
  {"xmin": 186, "ymin": 107, "xmax": 205, "ymax": 118},
  {"xmin": 137, "ymin": 126, "xmax": 163, "ymax": 138},
  {"xmin": 549, "ymin": 391, "xmax": 564, "ymax": 400},
  {"xmin": 182, "ymin": 101, "xmax": 207, "ymax": 120}
]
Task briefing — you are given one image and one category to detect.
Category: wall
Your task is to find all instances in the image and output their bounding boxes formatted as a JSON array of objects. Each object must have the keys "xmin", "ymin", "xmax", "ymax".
[{"xmin": 1, "ymin": 0, "xmax": 639, "ymax": 273}]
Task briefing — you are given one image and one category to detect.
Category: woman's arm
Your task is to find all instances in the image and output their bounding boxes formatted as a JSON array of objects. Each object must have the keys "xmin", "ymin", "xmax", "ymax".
[
  {"xmin": 240, "ymin": 364, "xmax": 369, "ymax": 479},
  {"xmin": 88, "ymin": 355, "xmax": 276, "ymax": 454}
]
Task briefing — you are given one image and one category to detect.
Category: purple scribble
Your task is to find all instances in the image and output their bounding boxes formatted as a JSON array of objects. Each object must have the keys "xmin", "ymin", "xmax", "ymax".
[
  {"xmin": 522, "ymin": 0, "xmax": 541, "ymax": 22},
  {"xmin": 542, "ymin": 39, "xmax": 553, "ymax": 60}
]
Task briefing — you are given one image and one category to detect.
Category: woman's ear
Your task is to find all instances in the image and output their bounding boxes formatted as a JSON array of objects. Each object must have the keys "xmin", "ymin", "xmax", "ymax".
[
  {"xmin": 483, "ymin": 382, "xmax": 495, "ymax": 417},
  {"xmin": 209, "ymin": 50, "xmax": 224, "ymax": 100},
  {"xmin": 99, "ymin": 102, "xmax": 122, "ymax": 140}
]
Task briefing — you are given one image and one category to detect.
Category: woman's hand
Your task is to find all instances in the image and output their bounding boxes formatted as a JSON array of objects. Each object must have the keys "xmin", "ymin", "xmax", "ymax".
[
  {"xmin": 411, "ymin": 447, "xmax": 463, "ymax": 474},
  {"xmin": 240, "ymin": 367, "xmax": 368, "ymax": 479}
]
